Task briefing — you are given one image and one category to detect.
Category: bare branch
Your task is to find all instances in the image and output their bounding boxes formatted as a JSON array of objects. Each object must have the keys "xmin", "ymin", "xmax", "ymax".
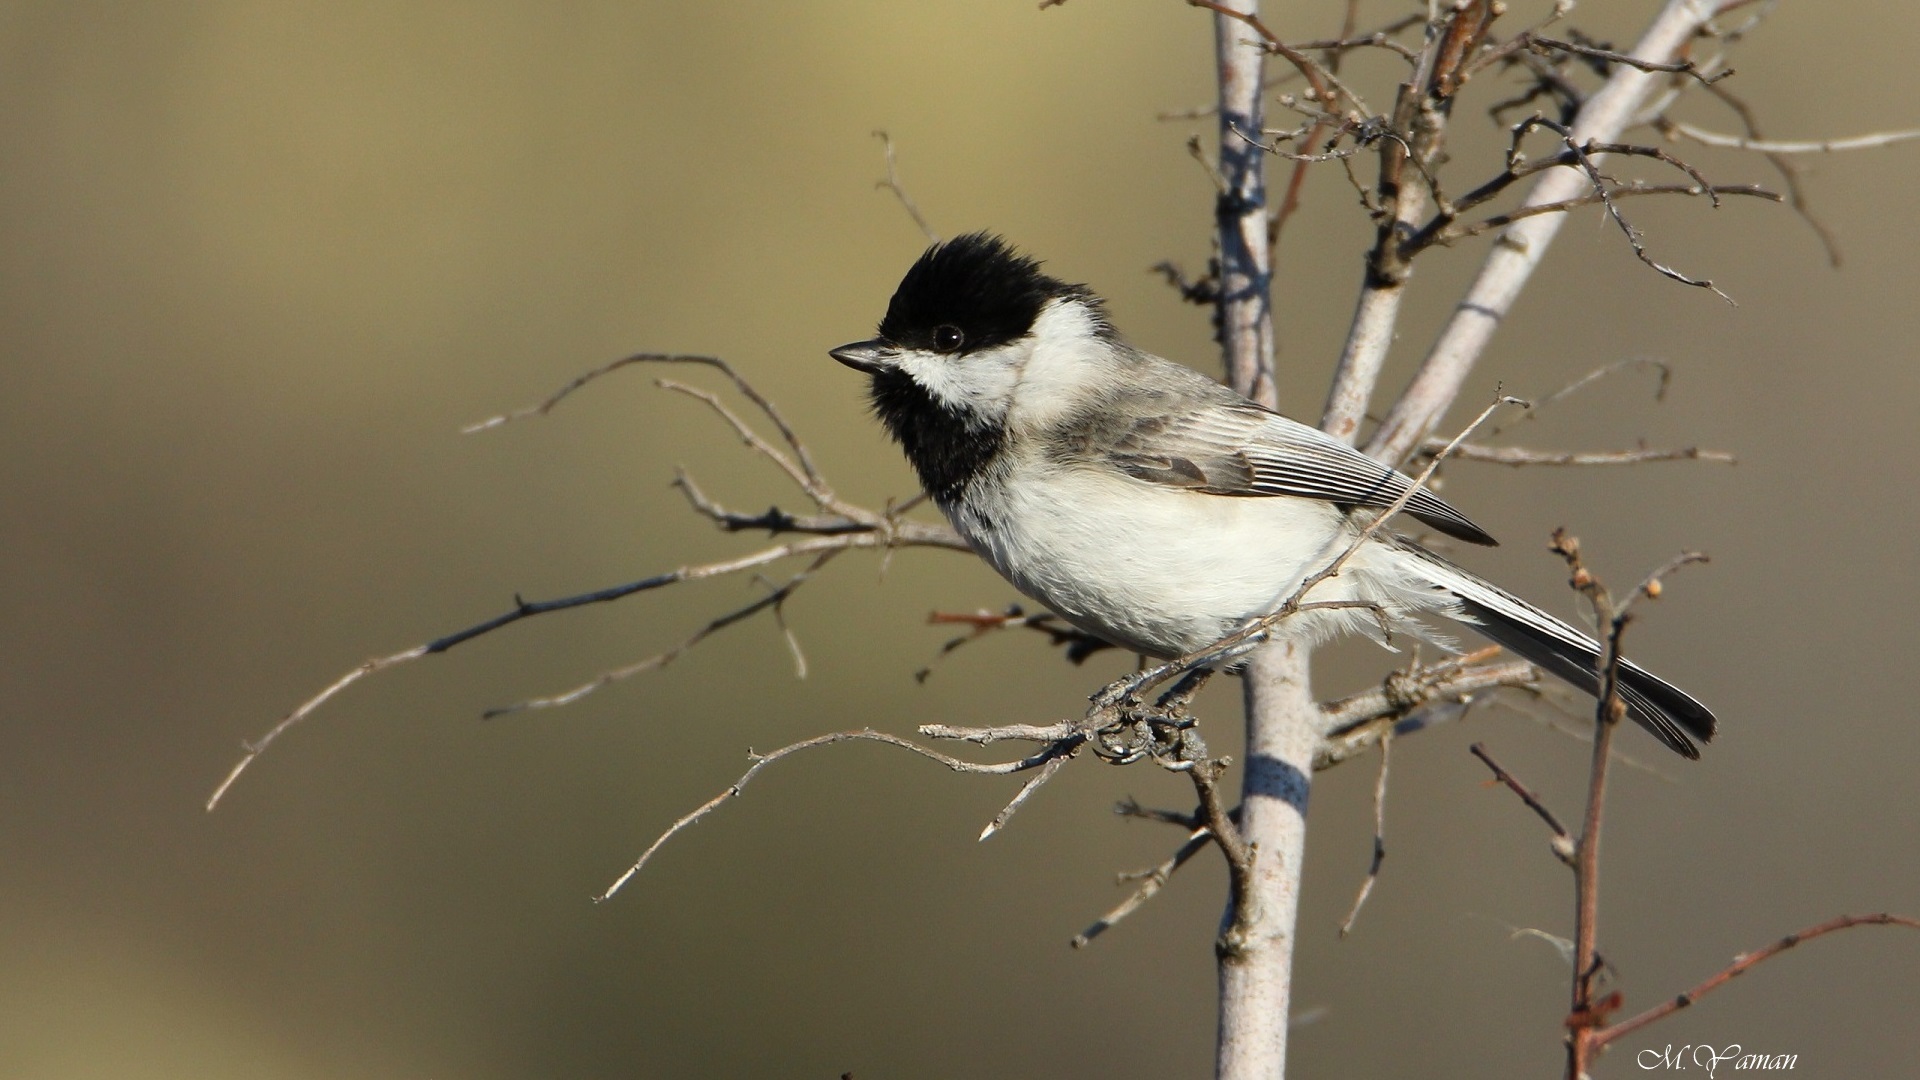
[
  {"xmin": 979, "ymin": 749, "xmax": 1076, "ymax": 840},
  {"xmin": 207, "ymin": 644, "xmax": 429, "ymax": 812},
  {"xmin": 465, "ymin": 356, "xmax": 819, "ymax": 496},
  {"xmin": 464, "ymin": 352, "xmax": 897, "ymax": 527},
  {"xmin": 1268, "ymin": 0, "xmax": 1371, "ymax": 258},
  {"xmin": 1317, "ymin": 657, "xmax": 1540, "ymax": 769},
  {"xmin": 1395, "ymin": 118, "xmax": 1752, "ymax": 297},
  {"xmin": 1469, "ymin": 742, "xmax": 1575, "ymax": 866},
  {"xmin": 1321, "ymin": 2, "xmax": 1489, "ymax": 442},
  {"xmin": 1621, "ymin": 550, "xmax": 1711, "ymax": 620},
  {"xmin": 1154, "ymin": 13, "xmax": 1427, "ymax": 121},
  {"xmin": 873, "ymin": 130, "xmax": 940, "ymax": 243},
  {"xmin": 1336, "ymin": 732, "xmax": 1390, "ymax": 936},
  {"xmin": 1073, "ymin": 825, "xmax": 1213, "ymax": 948},
  {"xmin": 1569, "ymin": 614, "xmax": 1626, "ymax": 1064},
  {"xmin": 1418, "ymin": 440, "xmax": 1735, "ymax": 467},
  {"xmin": 1192, "ymin": 757, "xmax": 1253, "ymax": 898},
  {"xmin": 480, "ymin": 550, "xmax": 841, "ymax": 718},
  {"xmin": 1592, "ymin": 913, "xmax": 1920, "ymax": 1048},
  {"xmin": 1194, "ymin": 0, "xmax": 1278, "ymax": 410},
  {"xmin": 1684, "ymin": 78, "xmax": 1846, "ymax": 266},
  {"xmin": 1367, "ymin": 0, "xmax": 1730, "ymax": 466},
  {"xmin": 597, "ymin": 729, "xmax": 1077, "ymax": 902},
  {"xmin": 1519, "ymin": 33, "xmax": 1729, "ymax": 87},
  {"xmin": 921, "ymin": 720, "xmax": 1082, "ymax": 745},
  {"xmin": 655, "ymin": 378, "xmax": 837, "ymax": 509},
  {"xmin": 1490, "ymin": 358, "xmax": 1672, "ymax": 437},
  {"xmin": 672, "ymin": 468, "xmax": 904, "ymax": 538},
  {"xmin": 1664, "ymin": 120, "xmax": 1920, "ymax": 155},
  {"xmin": 212, "ymin": 525, "xmax": 965, "ymax": 810},
  {"xmin": 1187, "ymin": 0, "xmax": 1364, "ymax": 117},
  {"xmin": 1423, "ymin": 182, "xmax": 1777, "ymax": 248},
  {"xmin": 1548, "ymin": 127, "xmax": 1736, "ymax": 303}
]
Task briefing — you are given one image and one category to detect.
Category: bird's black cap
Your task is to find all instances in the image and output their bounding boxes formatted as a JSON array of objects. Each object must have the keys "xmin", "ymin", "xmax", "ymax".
[{"xmin": 876, "ymin": 232, "xmax": 1107, "ymax": 354}]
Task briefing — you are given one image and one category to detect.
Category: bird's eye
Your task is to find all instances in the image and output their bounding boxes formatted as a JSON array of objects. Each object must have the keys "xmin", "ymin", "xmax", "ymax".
[{"xmin": 931, "ymin": 325, "xmax": 965, "ymax": 352}]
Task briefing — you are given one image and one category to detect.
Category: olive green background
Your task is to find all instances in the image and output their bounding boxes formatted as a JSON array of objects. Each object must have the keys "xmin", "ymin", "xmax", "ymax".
[{"xmin": 3, "ymin": 2, "xmax": 1917, "ymax": 1077}]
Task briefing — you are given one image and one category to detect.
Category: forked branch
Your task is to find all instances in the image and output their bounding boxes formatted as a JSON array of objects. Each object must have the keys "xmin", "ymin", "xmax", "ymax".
[{"xmin": 209, "ymin": 358, "xmax": 967, "ymax": 811}]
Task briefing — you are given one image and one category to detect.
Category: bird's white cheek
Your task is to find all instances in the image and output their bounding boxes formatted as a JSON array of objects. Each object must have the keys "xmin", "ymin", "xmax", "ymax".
[{"xmin": 897, "ymin": 353, "xmax": 1020, "ymax": 422}]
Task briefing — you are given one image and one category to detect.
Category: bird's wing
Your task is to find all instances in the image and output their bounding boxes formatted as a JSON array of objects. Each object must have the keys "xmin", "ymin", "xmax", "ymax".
[{"xmin": 1100, "ymin": 400, "xmax": 1498, "ymax": 546}]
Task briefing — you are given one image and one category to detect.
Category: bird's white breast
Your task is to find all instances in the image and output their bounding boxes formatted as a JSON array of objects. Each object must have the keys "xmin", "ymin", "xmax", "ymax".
[{"xmin": 947, "ymin": 454, "xmax": 1380, "ymax": 658}]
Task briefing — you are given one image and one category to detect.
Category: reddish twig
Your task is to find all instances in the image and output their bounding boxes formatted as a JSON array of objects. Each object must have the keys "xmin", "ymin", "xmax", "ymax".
[
  {"xmin": 1470, "ymin": 742, "xmax": 1575, "ymax": 866},
  {"xmin": 1592, "ymin": 913, "xmax": 1920, "ymax": 1048}
]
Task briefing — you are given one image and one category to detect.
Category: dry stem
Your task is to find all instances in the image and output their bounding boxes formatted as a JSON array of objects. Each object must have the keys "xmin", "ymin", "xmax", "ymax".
[{"xmin": 597, "ymin": 729, "xmax": 1076, "ymax": 902}]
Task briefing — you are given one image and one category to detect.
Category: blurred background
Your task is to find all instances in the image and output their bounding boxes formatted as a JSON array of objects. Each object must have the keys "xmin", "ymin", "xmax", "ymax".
[{"xmin": 4, "ymin": 2, "xmax": 1917, "ymax": 1077}]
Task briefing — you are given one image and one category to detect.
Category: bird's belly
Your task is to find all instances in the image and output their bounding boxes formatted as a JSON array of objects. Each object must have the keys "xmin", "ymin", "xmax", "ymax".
[{"xmin": 949, "ymin": 470, "xmax": 1353, "ymax": 658}]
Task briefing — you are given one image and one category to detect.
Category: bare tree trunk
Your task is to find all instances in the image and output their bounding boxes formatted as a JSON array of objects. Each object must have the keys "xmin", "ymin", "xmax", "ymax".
[
  {"xmin": 1217, "ymin": 642, "xmax": 1317, "ymax": 1080},
  {"xmin": 1207, "ymin": 5, "xmax": 1313, "ymax": 1079}
]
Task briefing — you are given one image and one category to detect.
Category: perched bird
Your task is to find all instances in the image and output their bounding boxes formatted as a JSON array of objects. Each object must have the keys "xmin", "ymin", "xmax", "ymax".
[{"xmin": 831, "ymin": 233, "xmax": 1715, "ymax": 757}]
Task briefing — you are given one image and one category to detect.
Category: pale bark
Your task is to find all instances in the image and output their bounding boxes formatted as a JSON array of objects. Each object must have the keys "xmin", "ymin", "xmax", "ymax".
[
  {"xmin": 1366, "ymin": 0, "xmax": 1722, "ymax": 466},
  {"xmin": 1207, "ymin": 5, "xmax": 1314, "ymax": 1079},
  {"xmin": 1208, "ymin": 3, "xmax": 1727, "ymax": 1077},
  {"xmin": 1215, "ymin": 641, "xmax": 1318, "ymax": 1080}
]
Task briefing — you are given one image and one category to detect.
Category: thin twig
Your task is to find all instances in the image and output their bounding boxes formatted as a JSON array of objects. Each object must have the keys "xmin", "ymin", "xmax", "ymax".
[
  {"xmin": 1399, "ymin": 119, "xmax": 1747, "ymax": 300},
  {"xmin": 480, "ymin": 550, "xmax": 841, "ymax": 718},
  {"xmin": 1318, "ymin": 2, "xmax": 1463, "ymax": 442},
  {"xmin": 1418, "ymin": 440, "xmax": 1735, "ymax": 467},
  {"xmin": 873, "ymin": 130, "xmax": 939, "ymax": 243},
  {"xmin": 1428, "ymin": 182, "xmax": 1777, "ymax": 246},
  {"xmin": 1337, "ymin": 731, "xmax": 1390, "ymax": 936},
  {"xmin": 213, "ymin": 525, "xmax": 965, "ymax": 810},
  {"xmin": 212, "ymin": 354, "xmax": 988, "ymax": 808},
  {"xmin": 1489, "ymin": 359, "xmax": 1671, "ymax": 438},
  {"xmin": 1664, "ymin": 121, "xmax": 1920, "ymax": 154},
  {"xmin": 1192, "ymin": 758, "xmax": 1252, "ymax": 900},
  {"xmin": 1552, "ymin": 128, "xmax": 1737, "ymax": 304},
  {"xmin": 672, "ymin": 468, "xmax": 883, "ymax": 537},
  {"xmin": 1551, "ymin": 530, "xmax": 1633, "ymax": 1073},
  {"xmin": 979, "ymin": 749, "xmax": 1076, "ymax": 840},
  {"xmin": 467, "ymin": 356, "xmax": 815, "ymax": 496},
  {"xmin": 207, "ymin": 646, "xmax": 429, "ymax": 811},
  {"xmin": 1072, "ymin": 826, "xmax": 1214, "ymax": 948},
  {"xmin": 1367, "ymin": 0, "xmax": 1732, "ymax": 466},
  {"xmin": 1470, "ymin": 742, "xmax": 1576, "ymax": 866},
  {"xmin": 1621, "ymin": 551, "xmax": 1711, "ymax": 619},
  {"xmin": 1187, "ymin": 0, "xmax": 1360, "ymax": 116},
  {"xmin": 1686, "ymin": 78, "xmax": 1845, "ymax": 266},
  {"xmin": 467, "ymin": 352, "xmax": 870, "ymax": 520},
  {"xmin": 655, "ymin": 379, "xmax": 826, "ymax": 506},
  {"xmin": 1269, "ymin": 1, "xmax": 1368, "ymax": 254},
  {"xmin": 597, "ymin": 729, "xmax": 1074, "ymax": 902},
  {"xmin": 1592, "ymin": 913, "xmax": 1920, "ymax": 1047},
  {"xmin": 1520, "ymin": 33, "xmax": 1729, "ymax": 86}
]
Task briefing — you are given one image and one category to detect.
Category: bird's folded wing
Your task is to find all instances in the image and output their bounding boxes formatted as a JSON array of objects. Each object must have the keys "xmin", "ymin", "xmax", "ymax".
[{"xmin": 1104, "ymin": 403, "xmax": 1498, "ymax": 546}]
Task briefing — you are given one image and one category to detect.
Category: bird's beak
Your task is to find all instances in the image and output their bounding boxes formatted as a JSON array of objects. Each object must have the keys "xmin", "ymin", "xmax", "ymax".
[{"xmin": 829, "ymin": 339, "xmax": 894, "ymax": 374}]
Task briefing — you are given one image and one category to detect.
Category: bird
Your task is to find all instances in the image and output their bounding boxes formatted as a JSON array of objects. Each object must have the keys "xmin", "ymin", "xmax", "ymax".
[{"xmin": 829, "ymin": 232, "xmax": 1715, "ymax": 758}]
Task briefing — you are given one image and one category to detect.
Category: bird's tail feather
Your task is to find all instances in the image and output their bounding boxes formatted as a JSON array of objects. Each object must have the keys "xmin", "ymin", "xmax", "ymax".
[{"xmin": 1398, "ymin": 540, "xmax": 1716, "ymax": 759}]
